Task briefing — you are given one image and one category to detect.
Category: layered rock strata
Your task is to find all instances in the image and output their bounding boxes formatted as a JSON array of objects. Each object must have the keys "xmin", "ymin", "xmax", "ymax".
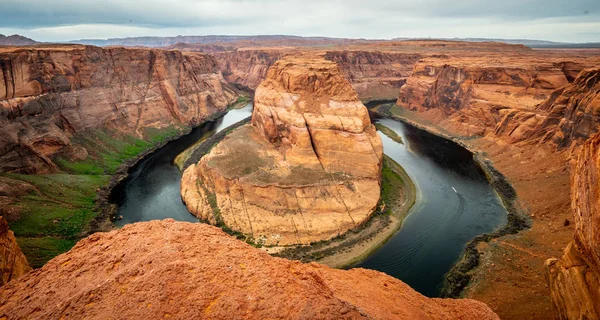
[
  {"xmin": 397, "ymin": 57, "xmax": 599, "ymax": 146},
  {"xmin": 0, "ymin": 216, "xmax": 30, "ymax": 286},
  {"xmin": 0, "ymin": 219, "xmax": 500, "ymax": 319},
  {"xmin": 181, "ymin": 55, "xmax": 383, "ymax": 246},
  {"xmin": 546, "ymin": 133, "xmax": 600, "ymax": 319},
  {"xmin": 0, "ymin": 45, "xmax": 237, "ymax": 173},
  {"xmin": 212, "ymin": 49, "xmax": 422, "ymax": 101}
]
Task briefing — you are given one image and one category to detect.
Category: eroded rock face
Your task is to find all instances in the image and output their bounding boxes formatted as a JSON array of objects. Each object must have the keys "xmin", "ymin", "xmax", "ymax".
[
  {"xmin": 546, "ymin": 133, "xmax": 600, "ymax": 319},
  {"xmin": 0, "ymin": 219, "xmax": 500, "ymax": 319},
  {"xmin": 396, "ymin": 57, "xmax": 599, "ymax": 144},
  {"xmin": 533, "ymin": 68, "xmax": 600, "ymax": 149},
  {"xmin": 324, "ymin": 50, "xmax": 421, "ymax": 102},
  {"xmin": 0, "ymin": 216, "xmax": 30, "ymax": 286},
  {"xmin": 212, "ymin": 49, "xmax": 422, "ymax": 101},
  {"xmin": 0, "ymin": 45, "xmax": 237, "ymax": 173},
  {"xmin": 181, "ymin": 55, "xmax": 382, "ymax": 245}
]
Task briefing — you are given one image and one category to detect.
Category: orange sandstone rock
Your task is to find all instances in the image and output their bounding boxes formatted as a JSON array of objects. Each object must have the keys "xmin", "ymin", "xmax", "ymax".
[
  {"xmin": 546, "ymin": 133, "xmax": 600, "ymax": 319},
  {"xmin": 0, "ymin": 45, "xmax": 237, "ymax": 173},
  {"xmin": 0, "ymin": 219, "xmax": 499, "ymax": 320},
  {"xmin": 0, "ymin": 216, "xmax": 30, "ymax": 286},
  {"xmin": 181, "ymin": 55, "xmax": 382, "ymax": 245}
]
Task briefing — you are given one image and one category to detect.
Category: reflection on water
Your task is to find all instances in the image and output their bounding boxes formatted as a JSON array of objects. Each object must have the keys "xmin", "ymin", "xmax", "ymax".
[
  {"xmin": 352, "ymin": 118, "xmax": 507, "ymax": 297},
  {"xmin": 111, "ymin": 103, "xmax": 253, "ymax": 226}
]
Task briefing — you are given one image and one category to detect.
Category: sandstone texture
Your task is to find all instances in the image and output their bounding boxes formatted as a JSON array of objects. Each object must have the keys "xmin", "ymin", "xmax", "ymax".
[
  {"xmin": 546, "ymin": 133, "xmax": 600, "ymax": 320},
  {"xmin": 383, "ymin": 47, "xmax": 600, "ymax": 319},
  {"xmin": 213, "ymin": 49, "xmax": 285, "ymax": 89},
  {"xmin": 0, "ymin": 219, "xmax": 499, "ymax": 319},
  {"xmin": 212, "ymin": 49, "xmax": 423, "ymax": 101},
  {"xmin": 0, "ymin": 216, "xmax": 30, "ymax": 286},
  {"xmin": 324, "ymin": 50, "xmax": 421, "ymax": 101},
  {"xmin": 397, "ymin": 56, "xmax": 599, "ymax": 144},
  {"xmin": 181, "ymin": 55, "xmax": 382, "ymax": 246},
  {"xmin": 0, "ymin": 45, "xmax": 237, "ymax": 173}
]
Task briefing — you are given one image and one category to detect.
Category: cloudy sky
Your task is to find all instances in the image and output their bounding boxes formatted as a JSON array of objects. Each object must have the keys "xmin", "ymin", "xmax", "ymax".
[{"xmin": 0, "ymin": 0, "xmax": 598, "ymax": 42}]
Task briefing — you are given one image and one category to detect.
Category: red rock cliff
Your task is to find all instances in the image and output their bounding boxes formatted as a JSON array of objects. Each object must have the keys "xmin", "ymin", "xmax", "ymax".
[
  {"xmin": 546, "ymin": 132, "xmax": 600, "ymax": 319},
  {"xmin": 212, "ymin": 49, "xmax": 421, "ymax": 101},
  {"xmin": 0, "ymin": 45, "xmax": 237, "ymax": 173},
  {"xmin": 0, "ymin": 219, "xmax": 500, "ymax": 319},
  {"xmin": 0, "ymin": 216, "xmax": 30, "ymax": 286},
  {"xmin": 396, "ymin": 56, "xmax": 595, "ymax": 138}
]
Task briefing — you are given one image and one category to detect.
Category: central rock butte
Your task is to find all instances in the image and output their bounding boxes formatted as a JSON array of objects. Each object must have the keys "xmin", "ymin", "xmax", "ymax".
[{"xmin": 181, "ymin": 55, "xmax": 383, "ymax": 245}]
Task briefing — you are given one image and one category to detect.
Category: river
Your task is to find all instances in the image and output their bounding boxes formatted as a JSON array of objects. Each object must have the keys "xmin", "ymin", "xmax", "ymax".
[{"xmin": 110, "ymin": 102, "xmax": 507, "ymax": 297}]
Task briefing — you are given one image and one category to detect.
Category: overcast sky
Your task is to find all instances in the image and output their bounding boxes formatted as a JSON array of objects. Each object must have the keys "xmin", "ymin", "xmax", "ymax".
[{"xmin": 0, "ymin": 0, "xmax": 598, "ymax": 42}]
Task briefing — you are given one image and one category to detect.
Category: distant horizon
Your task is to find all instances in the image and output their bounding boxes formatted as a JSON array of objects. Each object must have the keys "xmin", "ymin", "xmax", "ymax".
[
  {"xmin": 3, "ymin": 33, "xmax": 600, "ymax": 45},
  {"xmin": 1, "ymin": 0, "xmax": 598, "ymax": 43}
]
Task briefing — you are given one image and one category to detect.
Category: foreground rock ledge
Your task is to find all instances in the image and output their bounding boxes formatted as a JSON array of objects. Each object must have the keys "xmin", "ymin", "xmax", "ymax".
[
  {"xmin": 181, "ymin": 55, "xmax": 383, "ymax": 245},
  {"xmin": 0, "ymin": 220, "xmax": 499, "ymax": 319}
]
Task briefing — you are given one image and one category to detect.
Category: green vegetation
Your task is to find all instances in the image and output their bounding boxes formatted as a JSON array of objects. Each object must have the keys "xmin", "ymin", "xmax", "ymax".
[
  {"xmin": 380, "ymin": 163, "xmax": 404, "ymax": 213},
  {"xmin": 56, "ymin": 126, "xmax": 184, "ymax": 175},
  {"xmin": 3, "ymin": 174, "xmax": 109, "ymax": 268},
  {"xmin": 230, "ymin": 95, "xmax": 251, "ymax": 109},
  {"xmin": 375, "ymin": 123, "xmax": 404, "ymax": 144},
  {"xmin": 6, "ymin": 126, "xmax": 187, "ymax": 268}
]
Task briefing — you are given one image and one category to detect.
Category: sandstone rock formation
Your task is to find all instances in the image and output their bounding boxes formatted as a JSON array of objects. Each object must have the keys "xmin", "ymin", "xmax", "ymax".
[
  {"xmin": 181, "ymin": 55, "xmax": 383, "ymax": 245},
  {"xmin": 0, "ymin": 216, "xmax": 30, "ymax": 286},
  {"xmin": 324, "ymin": 50, "xmax": 421, "ymax": 101},
  {"xmin": 212, "ymin": 49, "xmax": 423, "ymax": 101},
  {"xmin": 0, "ymin": 219, "xmax": 499, "ymax": 319},
  {"xmin": 0, "ymin": 45, "xmax": 237, "ymax": 173},
  {"xmin": 213, "ymin": 49, "xmax": 285, "ymax": 89},
  {"xmin": 397, "ymin": 57, "xmax": 594, "ymax": 138},
  {"xmin": 546, "ymin": 133, "xmax": 600, "ymax": 319},
  {"xmin": 531, "ymin": 68, "xmax": 600, "ymax": 148}
]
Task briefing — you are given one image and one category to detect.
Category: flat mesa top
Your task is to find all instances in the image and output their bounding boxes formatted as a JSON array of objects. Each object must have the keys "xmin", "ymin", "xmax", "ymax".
[{"xmin": 258, "ymin": 55, "xmax": 360, "ymax": 103}]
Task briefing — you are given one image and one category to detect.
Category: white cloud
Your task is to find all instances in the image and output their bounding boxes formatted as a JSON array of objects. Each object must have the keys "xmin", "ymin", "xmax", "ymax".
[{"xmin": 0, "ymin": 0, "xmax": 598, "ymax": 42}]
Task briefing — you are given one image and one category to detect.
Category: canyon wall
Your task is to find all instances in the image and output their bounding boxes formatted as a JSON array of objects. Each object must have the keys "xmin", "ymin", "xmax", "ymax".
[
  {"xmin": 0, "ymin": 216, "xmax": 30, "ymax": 286},
  {"xmin": 0, "ymin": 45, "xmax": 237, "ymax": 174},
  {"xmin": 392, "ymin": 52, "xmax": 600, "ymax": 319},
  {"xmin": 181, "ymin": 55, "xmax": 382, "ymax": 246},
  {"xmin": 0, "ymin": 219, "xmax": 499, "ymax": 319},
  {"xmin": 212, "ymin": 49, "xmax": 285, "ymax": 89},
  {"xmin": 324, "ymin": 50, "xmax": 421, "ymax": 102},
  {"xmin": 396, "ymin": 57, "xmax": 598, "ymax": 141},
  {"xmin": 212, "ymin": 49, "xmax": 421, "ymax": 101},
  {"xmin": 546, "ymin": 132, "xmax": 600, "ymax": 319}
]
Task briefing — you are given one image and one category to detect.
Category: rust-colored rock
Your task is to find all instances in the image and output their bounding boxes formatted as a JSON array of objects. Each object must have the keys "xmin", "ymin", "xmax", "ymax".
[
  {"xmin": 532, "ymin": 68, "xmax": 600, "ymax": 149},
  {"xmin": 396, "ymin": 56, "xmax": 600, "ymax": 143},
  {"xmin": 181, "ymin": 55, "xmax": 382, "ymax": 246},
  {"xmin": 546, "ymin": 133, "xmax": 600, "ymax": 319},
  {"xmin": 0, "ymin": 216, "xmax": 30, "ymax": 286},
  {"xmin": 212, "ymin": 49, "xmax": 422, "ymax": 101},
  {"xmin": 0, "ymin": 219, "xmax": 499, "ymax": 319},
  {"xmin": 324, "ymin": 50, "xmax": 421, "ymax": 102},
  {"xmin": 0, "ymin": 45, "xmax": 237, "ymax": 173}
]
